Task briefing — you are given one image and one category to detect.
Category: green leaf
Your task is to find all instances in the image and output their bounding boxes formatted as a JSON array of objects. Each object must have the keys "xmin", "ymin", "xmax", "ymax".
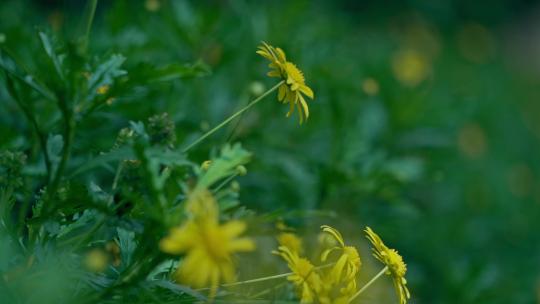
[
  {"xmin": 46, "ymin": 134, "xmax": 63, "ymax": 176},
  {"xmin": 150, "ymin": 280, "xmax": 207, "ymax": 302},
  {"xmin": 144, "ymin": 147, "xmax": 192, "ymax": 190},
  {"xmin": 68, "ymin": 147, "xmax": 135, "ymax": 178},
  {"xmin": 117, "ymin": 227, "xmax": 136, "ymax": 269},
  {"xmin": 0, "ymin": 49, "xmax": 56, "ymax": 101},
  {"xmin": 196, "ymin": 143, "xmax": 251, "ymax": 190},
  {"xmin": 87, "ymin": 54, "xmax": 126, "ymax": 98},
  {"xmin": 38, "ymin": 32, "xmax": 65, "ymax": 81}
]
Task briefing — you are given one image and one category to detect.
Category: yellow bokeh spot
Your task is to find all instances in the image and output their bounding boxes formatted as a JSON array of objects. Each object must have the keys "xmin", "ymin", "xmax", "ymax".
[
  {"xmin": 145, "ymin": 0, "xmax": 161, "ymax": 12},
  {"xmin": 392, "ymin": 49, "xmax": 430, "ymax": 87},
  {"xmin": 457, "ymin": 123, "xmax": 487, "ymax": 159},
  {"xmin": 362, "ymin": 77, "xmax": 380, "ymax": 96},
  {"xmin": 84, "ymin": 249, "xmax": 109, "ymax": 273}
]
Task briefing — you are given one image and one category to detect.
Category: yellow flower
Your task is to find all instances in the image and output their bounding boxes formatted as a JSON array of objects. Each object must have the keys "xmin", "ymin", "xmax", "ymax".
[
  {"xmin": 277, "ymin": 232, "xmax": 304, "ymax": 254},
  {"xmin": 273, "ymin": 246, "xmax": 322, "ymax": 303},
  {"xmin": 365, "ymin": 227, "xmax": 410, "ymax": 304},
  {"xmin": 159, "ymin": 190, "xmax": 255, "ymax": 295},
  {"xmin": 257, "ymin": 42, "xmax": 314, "ymax": 124},
  {"xmin": 320, "ymin": 225, "xmax": 361, "ymax": 284}
]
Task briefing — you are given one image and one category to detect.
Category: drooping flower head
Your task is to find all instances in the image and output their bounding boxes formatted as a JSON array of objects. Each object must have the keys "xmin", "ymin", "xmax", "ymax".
[
  {"xmin": 320, "ymin": 225, "xmax": 361, "ymax": 284},
  {"xmin": 273, "ymin": 246, "xmax": 322, "ymax": 303},
  {"xmin": 365, "ymin": 227, "xmax": 410, "ymax": 304},
  {"xmin": 159, "ymin": 189, "xmax": 255, "ymax": 296},
  {"xmin": 257, "ymin": 42, "xmax": 314, "ymax": 124}
]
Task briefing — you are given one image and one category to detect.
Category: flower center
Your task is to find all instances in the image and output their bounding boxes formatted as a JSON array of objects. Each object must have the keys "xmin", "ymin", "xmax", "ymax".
[
  {"xmin": 284, "ymin": 62, "xmax": 305, "ymax": 85},
  {"xmin": 387, "ymin": 249, "xmax": 407, "ymax": 277}
]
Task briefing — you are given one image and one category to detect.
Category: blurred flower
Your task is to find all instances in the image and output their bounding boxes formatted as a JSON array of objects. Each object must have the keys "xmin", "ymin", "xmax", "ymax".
[
  {"xmin": 392, "ymin": 49, "xmax": 430, "ymax": 87},
  {"xmin": 277, "ymin": 232, "xmax": 304, "ymax": 254},
  {"xmin": 457, "ymin": 123, "xmax": 487, "ymax": 159},
  {"xmin": 249, "ymin": 81, "xmax": 265, "ymax": 96},
  {"xmin": 160, "ymin": 189, "xmax": 255, "ymax": 295},
  {"xmin": 362, "ymin": 77, "xmax": 380, "ymax": 96},
  {"xmin": 273, "ymin": 246, "xmax": 322, "ymax": 303},
  {"xmin": 145, "ymin": 0, "xmax": 161, "ymax": 12},
  {"xmin": 457, "ymin": 23, "xmax": 496, "ymax": 64},
  {"xmin": 318, "ymin": 270, "xmax": 356, "ymax": 304},
  {"xmin": 257, "ymin": 42, "xmax": 314, "ymax": 124},
  {"xmin": 365, "ymin": 227, "xmax": 410, "ymax": 304},
  {"xmin": 320, "ymin": 226, "xmax": 361, "ymax": 284},
  {"xmin": 84, "ymin": 249, "xmax": 109, "ymax": 273}
]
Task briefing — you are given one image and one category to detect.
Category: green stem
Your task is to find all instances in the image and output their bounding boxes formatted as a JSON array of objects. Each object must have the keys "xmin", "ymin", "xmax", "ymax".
[
  {"xmin": 196, "ymin": 263, "xmax": 333, "ymax": 291},
  {"xmin": 44, "ymin": 97, "xmax": 75, "ymax": 215},
  {"xmin": 6, "ymin": 76, "xmax": 52, "ymax": 181},
  {"xmin": 182, "ymin": 81, "xmax": 284, "ymax": 153},
  {"xmin": 349, "ymin": 266, "xmax": 388, "ymax": 303},
  {"xmin": 81, "ymin": 0, "xmax": 98, "ymax": 52}
]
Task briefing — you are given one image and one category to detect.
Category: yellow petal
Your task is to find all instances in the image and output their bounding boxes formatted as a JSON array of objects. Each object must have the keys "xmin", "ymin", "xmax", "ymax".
[
  {"xmin": 321, "ymin": 225, "xmax": 345, "ymax": 247},
  {"xmin": 299, "ymin": 85, "xmax": 314, "ymax": 99},
  {"xmin": 298, "ymin": 94, "xmax": 309, "ymax": 119},
  {"xmin": 278, "ymin": 84, "xmax": 287, "ymax": 101}
]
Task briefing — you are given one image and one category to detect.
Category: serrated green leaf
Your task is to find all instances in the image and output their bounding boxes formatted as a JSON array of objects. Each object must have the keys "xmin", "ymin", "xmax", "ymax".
[{"xmin": 196, "ymin": 143, "xmax": 251, "ymax": 190}]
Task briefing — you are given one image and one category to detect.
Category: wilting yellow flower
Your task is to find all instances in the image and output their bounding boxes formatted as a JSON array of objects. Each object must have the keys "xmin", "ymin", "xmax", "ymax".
[
  {"xmin": 273, "ymin": 246, "xmax": 322, "ymax": 303},
  {"xmin": 160, "ymin": 190, "xmax": 255, "ymax": 294},
  {"xmin": 320, "ymin": 225, "xmax": 361, "ymax": 284},
  {"xmin": 257, "ymin": 42, "xmax": 314, "ymax": 124},
  {"xmin": 277, "ymin": 232, "xmax": 304, "ymax": 254},
  {"xmin": 365, "ymin": 227, "xmax": 410, "ymax": 304}
]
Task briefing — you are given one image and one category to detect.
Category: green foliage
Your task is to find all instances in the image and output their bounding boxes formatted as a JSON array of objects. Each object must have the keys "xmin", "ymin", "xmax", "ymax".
[{"xmin": 0, "ymin": 0, "xmax": 539, "ymax": 303}]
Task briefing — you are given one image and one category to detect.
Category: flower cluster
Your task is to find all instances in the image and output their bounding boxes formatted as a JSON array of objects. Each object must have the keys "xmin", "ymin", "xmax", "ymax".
[{"xmin": 274, "ymin": 225, "xmax": 409, "ymax": 304}]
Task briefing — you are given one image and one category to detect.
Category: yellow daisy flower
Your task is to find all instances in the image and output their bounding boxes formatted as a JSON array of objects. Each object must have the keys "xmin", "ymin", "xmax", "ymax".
[
  {"xmin": 277, "ymin": 232, "xmax": 304, "ymax": 255},
  {"xmin": 320, "ymin": 225, "xmax": 361, "ymax": 284},
  {"xmin": 365, "ymin": 227, "xmax": 410, "ymax": 304},
  {"xmin": 159, "ymin": 190, "xmax": 255, "ymax": 295},
  {"xmin": 273, "ymin": 246, "xmax": 322, "ymax": 303},
  {"xmin": 257, "ymin": 42, "xmax": 314, "ymax": 124}
]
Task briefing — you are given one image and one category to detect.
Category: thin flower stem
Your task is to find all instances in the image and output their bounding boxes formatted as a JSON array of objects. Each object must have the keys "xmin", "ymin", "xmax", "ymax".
[
  {"xmin": 349, "ymin": 266, "xmax": 388, "ymax": 303},
  {"xmin": 81, "ymin": 0, "xmax": 98, "ymax": 52},
  {"xmin": 196, "ymin": 262, "xmax": 333, "ymax": 291},
  {"xmin": 182, "ymin": 80, "xmax": 284, "ymax": 153}
]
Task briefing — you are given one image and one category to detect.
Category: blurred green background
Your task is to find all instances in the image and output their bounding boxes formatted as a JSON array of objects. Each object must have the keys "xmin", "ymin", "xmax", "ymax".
[{"xmin": 1, "ymin": 0, "xmax": 540, "ymax": 303}]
